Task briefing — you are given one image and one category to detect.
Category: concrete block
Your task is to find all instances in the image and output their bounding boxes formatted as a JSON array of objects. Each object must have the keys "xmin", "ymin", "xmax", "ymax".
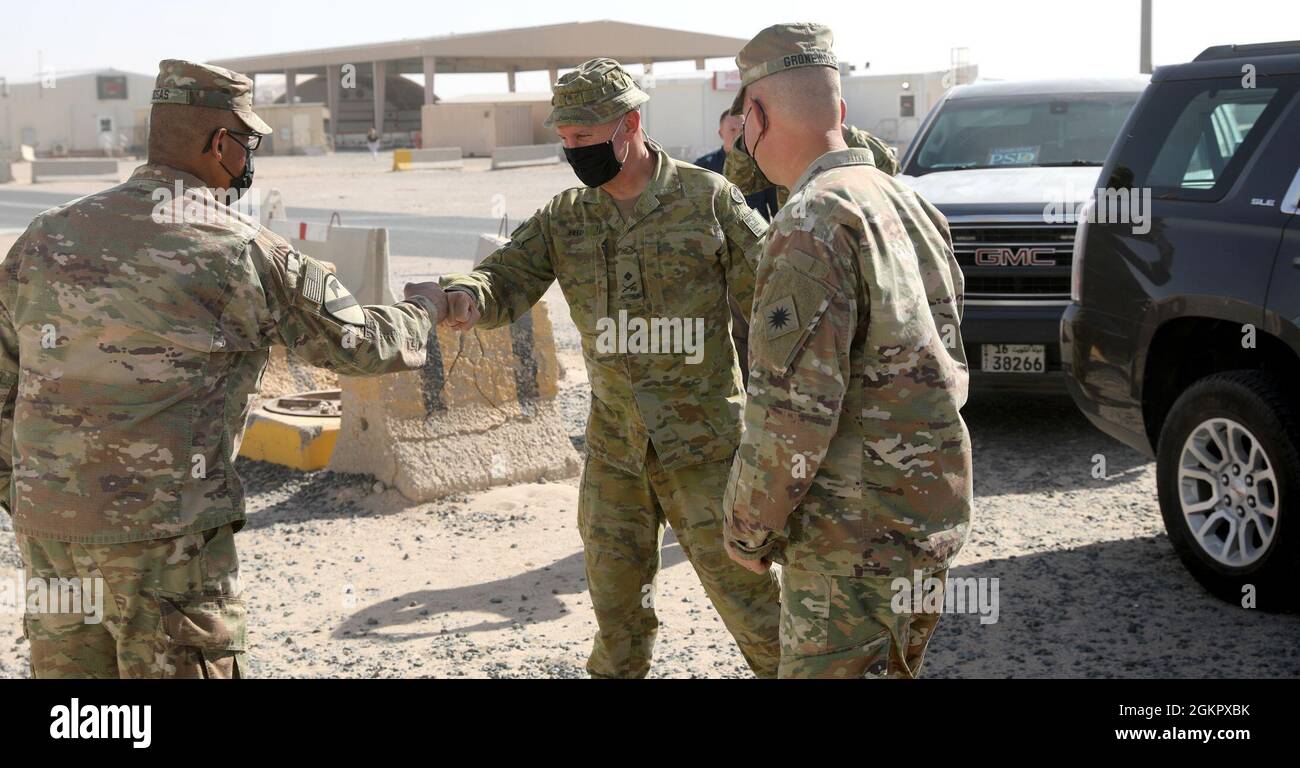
[
  {"xmin": 491, "ymin": 143, "xmax": 563, "ymax": 170},
  {"xmin": 393, "ymin": 147, "xmax": 463, "ymax": 170},
  {"xmin": 31, "ymin": 159, "xmax": 119, "ymax": 183},
  {"xmin": 240, "ymin": 391, "xmax": 341, "ymax": 471},
  {"xmin": 328, "ymin": 300, "xmax": 580, "ymax": 501}
]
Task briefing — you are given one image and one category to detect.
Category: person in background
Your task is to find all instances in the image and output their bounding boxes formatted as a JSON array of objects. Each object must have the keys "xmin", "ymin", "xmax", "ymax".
[
  {"xmin": 367, "ymin": 126, "xmax": 380, "ymax": 160},
  {"xmin": 695, "ymin": 109, "xmax": 778, "ymax": 221}
]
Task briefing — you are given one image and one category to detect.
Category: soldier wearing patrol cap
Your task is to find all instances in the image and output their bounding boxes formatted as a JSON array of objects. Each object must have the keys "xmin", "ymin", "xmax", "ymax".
[
  {"xmin": 721, "ymin": 24, "xmax": 973, "ymax": 678},
  {"xmin": 440, "ymin": 58, "xmax": 782, "ymax": 679},
  {"xmin": 721, "ymin": 25, "xmax": 899, "ymax": 207},
  {"xmin": 0, "ymin": 59, "xmax": 448, "ymax": 678}
]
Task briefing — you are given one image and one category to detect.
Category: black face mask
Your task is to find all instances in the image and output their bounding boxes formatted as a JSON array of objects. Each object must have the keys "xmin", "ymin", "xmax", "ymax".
[
  {"xmin": 219, "ymin": 145, "xmax": 254, "ymax": 200},
  {"xmin": 736, "ymin": 102, "xmax": 773, "ymax": 188},
  {"xmin": 564, "ymin": 115, "xmax": 630, "ymax": 188},
  {"xmin": 206, "ymin": 128, "xmax": 256, "ymax": 201}
]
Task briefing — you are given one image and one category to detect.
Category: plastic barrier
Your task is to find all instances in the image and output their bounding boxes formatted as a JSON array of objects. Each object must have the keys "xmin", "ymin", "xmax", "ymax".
[
  {"xmin": 328, "ymin": 300, "xmax": 581, "ymax": 501},
  {"xmin": 490, "ymin": 144, "xmax": 563, "ymax": 170},
  {"xmin": 31, "ymin": 159, "xmax": 119, "ymax": 183},
  {"xmin": 268, "ymin": 217, "xmax": 396, "ymax": 306},
  {"xmin": 392, "ymin": 147, "xmax": 463, "ymax": 171}
]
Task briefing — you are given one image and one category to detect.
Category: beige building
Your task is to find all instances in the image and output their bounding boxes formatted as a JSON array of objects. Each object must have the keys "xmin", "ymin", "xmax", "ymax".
[
  {"xmin": 256, "ymin": 102, "xmax": 330, "ymax": 156},
  {"xmin": 422, "ymin": 92, "xmax": 552, "ymax": 156},
  {"xmin": 0, "ymin": 69, "xmax": 155, "ymax": 158}
]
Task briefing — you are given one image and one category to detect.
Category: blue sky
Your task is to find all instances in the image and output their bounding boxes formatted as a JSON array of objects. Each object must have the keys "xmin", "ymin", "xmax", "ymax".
[{"xmin": 0, "ymin": 0, "xmax": 1291, "ymax": 95}]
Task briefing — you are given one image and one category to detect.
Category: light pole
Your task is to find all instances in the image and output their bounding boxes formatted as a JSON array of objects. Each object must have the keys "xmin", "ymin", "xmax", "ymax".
[{"xmin": 1140, "ymin": 0, "xmax": 1153, "ymax": 74}]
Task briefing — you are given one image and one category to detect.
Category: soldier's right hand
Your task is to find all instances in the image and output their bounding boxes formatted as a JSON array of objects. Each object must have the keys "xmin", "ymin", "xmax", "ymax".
[
  {"xmin": 443, "ymin": 289, "xmax": 481, "ymax": 331},
  {"xmin": 402, "ymin": 281, "xmax": 449, "ymax": 324}
]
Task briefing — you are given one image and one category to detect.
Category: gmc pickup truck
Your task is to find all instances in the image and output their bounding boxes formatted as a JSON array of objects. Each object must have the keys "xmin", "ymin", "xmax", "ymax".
[{"xmin": 898, "ymin": 78, "xmax": 1148, "ymax": 392}]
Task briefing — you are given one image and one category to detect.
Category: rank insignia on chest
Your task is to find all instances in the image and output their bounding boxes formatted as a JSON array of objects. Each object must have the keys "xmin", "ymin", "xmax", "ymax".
[
  {"xmin": 614, "ymin": 249, "xmax": 643, "ymax": 302},
  {"xmin": 761, "ymin": 294, "xmax": 800, "ymax": 340}
]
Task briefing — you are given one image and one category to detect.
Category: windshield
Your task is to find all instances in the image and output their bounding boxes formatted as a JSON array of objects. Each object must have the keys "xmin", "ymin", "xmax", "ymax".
[{"xmin": 905, "ymin": 93, "xmax": 1140, "ymax": 175}]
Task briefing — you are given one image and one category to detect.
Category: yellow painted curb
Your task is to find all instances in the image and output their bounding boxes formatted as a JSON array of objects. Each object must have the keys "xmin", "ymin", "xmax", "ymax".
[
  {"xmin": 240, "ymin": 407, "xmax": 340, "ymax": 471},
  {"xmin": 391, "ymin": 148, "xmax": 412, "ymax": 171}
]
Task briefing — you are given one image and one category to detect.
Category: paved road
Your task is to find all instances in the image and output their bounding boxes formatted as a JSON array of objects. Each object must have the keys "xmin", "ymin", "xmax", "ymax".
[{"xmin": 0, "ymin": 187, "xmax": 498, "ymax": 260}]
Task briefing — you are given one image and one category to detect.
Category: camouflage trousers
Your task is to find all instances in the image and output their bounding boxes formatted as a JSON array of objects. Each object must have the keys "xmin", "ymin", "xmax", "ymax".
[
  {"xmin": 778, "ymin": 567, "xmax": 947, "ymax": 679},
  {"xmin": 578, "ymin": 447, "xmax": 782, "ymax": 678},
  {"xmin": 18, "ymin": 524, "xmax": 246, "ymax": 679}
]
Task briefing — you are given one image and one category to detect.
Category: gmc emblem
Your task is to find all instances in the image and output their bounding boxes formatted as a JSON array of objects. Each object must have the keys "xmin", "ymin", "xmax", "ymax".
[{"xmin": 974, "ymin": 247, "xmax": 1056, "ymax": 266}]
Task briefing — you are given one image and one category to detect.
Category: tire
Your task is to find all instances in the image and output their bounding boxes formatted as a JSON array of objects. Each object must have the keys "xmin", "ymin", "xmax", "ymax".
[{"xmin": 1156, "ymin": 370, "xmax": 1299, "ymax": 611}]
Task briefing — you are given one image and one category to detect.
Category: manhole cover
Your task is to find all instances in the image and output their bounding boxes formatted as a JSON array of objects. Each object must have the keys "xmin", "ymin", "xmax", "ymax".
[{"xmin": 265, "ymin": 389, "xmax": 342, "ymax": 418}]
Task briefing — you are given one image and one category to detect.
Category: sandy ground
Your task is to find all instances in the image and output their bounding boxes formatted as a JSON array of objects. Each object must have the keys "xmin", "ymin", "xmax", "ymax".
[{"xmin": 1, "ymin": 152, "xmax": 1298, "ymax": 678}]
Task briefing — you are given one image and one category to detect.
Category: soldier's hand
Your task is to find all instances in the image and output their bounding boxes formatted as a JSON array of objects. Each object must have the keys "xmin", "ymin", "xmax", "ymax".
[
  {"xmin": 444, "ymin": 289, "xmax": 481, "ymax": 331},
  {"xmin": 725, "ymin": 540, "xmax": 771, "ymax": 574},
  {"xmin": 403, "ymin": 281, "xmax": 449, "ymax": 324}
]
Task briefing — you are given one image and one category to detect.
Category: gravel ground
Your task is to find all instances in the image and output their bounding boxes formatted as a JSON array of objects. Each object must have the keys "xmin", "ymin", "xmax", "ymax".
[{"xmin": 2, "ymin": 153, "xmax": 1297, "ymax": 678}]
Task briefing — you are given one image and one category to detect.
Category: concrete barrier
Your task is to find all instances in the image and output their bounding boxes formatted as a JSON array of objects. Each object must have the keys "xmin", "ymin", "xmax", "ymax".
[
  {"xmin": 490, "ymin": 143, "xmax": 563, "ymax": 170},
  {"xmin": 259, "ymin": 188, "xmax": 286, "ymax": 225},
  {"xmin": 476, "ymin": 232, "xmax": 508, "ymax": 264},
  {"xmin": 31, "ymin": 159, "xmax": 119, "ymax": 183},
  {"xmin": 393, "ymin": 147, "xmax": 463, "ymax": 171},
  {"xmin": 268, "ymin": 218, "xmax": 396, "ymax": 306},
  {"xmin": 0, "ymin": 162, "xmax": 11, "ymax": 184},
  {"xmin": 328, "ymin": 300, "xmax": 581, "ymax": 501}
]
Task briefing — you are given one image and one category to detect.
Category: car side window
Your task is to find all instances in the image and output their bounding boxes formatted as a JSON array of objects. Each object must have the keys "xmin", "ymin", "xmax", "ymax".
[{"xmin": 1113, "ymin": 76, "xmax": 1297, "ymax": 202}]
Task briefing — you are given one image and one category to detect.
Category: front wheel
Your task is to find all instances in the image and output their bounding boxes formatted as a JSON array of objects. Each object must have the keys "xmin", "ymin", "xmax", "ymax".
[{"xmin": 1156, "ymin": 370, "xmax": 1299, "ymax": 610}]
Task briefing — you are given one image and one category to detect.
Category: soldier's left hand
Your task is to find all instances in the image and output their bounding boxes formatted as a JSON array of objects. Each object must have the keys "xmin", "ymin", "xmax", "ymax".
[{"xmin": 725, "ymin": 540, "xmax": 771, "ymax": 574}]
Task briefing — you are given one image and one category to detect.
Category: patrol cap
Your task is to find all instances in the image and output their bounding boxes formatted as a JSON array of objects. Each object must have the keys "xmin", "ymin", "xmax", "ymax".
[
  {"xmin": 151, "ymin": 59, "xmax": 271, "ymax": 135},
  {"xmin": 544, "ymin": 58, "xmax": 650, "ymax": 129},
  {"xmin": 729, "ymin": 23, "xmax": 838, "ymax": 115}
]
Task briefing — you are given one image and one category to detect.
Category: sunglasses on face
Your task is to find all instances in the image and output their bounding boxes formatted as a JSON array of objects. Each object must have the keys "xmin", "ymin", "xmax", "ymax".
[{"xmin": 204, "ymin": 127, "xmax": 263, "ymax": 153}]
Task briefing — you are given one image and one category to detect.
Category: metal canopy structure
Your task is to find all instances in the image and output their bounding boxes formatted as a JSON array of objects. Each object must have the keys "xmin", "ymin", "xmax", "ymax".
[
  {"xmin": 208, "ymin": 20, "xmax": 748, "ymax": 143},
  {"xmin": 210, "ymin": 20, "xmax": 747, "ymax": 76}
]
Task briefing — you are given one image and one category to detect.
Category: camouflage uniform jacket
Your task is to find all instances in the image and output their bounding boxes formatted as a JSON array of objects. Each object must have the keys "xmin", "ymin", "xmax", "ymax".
[
  {"xmin": 442, "ymin": 142, "xmax": 767, "ymax": 475},
  {"xmin": 0, "ymin": 164, "xmax": 437, "ymax": 543},
  {"xmin": 723, "ymin": 147, "xmax": 973, "ymax": 577},
  {"xmin": 724, "ymin": 123, "xmax": 900, "ymax": 208}
]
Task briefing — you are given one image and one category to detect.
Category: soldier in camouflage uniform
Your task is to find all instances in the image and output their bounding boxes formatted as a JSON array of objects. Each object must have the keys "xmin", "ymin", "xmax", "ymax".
[
  {"xmin": 439, "ymin": 58, "xmax": 782, "ymax": 678},
  {"xmin": 721, "ymin": 25, "xmax": 972, "ymax": 679},
  {"xmin": 723, "ymin": 116, "xmax": 899, "ymax": 208},
  {"xmin": 0, "ymin": 60, "xmax": 447, "ymax": 678}
]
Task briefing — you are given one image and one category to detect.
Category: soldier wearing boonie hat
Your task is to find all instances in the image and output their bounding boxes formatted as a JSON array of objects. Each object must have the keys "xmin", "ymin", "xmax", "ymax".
[
  {"xmin": 1, "ymin": 58, "xmax": 447, "ymax": 678},
  {"xmin": 441, "ymin": 57, "xmax": 783, "ymax": 679},
  {"xmin": 543, "ymin": 57, "xmax": 649, "ymax": 128},
  {"xmin": 723, "ymin": 24, "xmax": 899, "ymax": 202}
]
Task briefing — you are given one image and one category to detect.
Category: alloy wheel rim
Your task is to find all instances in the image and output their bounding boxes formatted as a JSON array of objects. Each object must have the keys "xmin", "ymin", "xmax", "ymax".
[{"xmin": 1177, "ymin": 417, "xmax": 1278, "ymax": 568}]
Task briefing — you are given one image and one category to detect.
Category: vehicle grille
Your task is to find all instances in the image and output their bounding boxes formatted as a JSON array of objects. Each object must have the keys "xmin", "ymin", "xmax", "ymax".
[{"xmin": 950, "ymin": 224, "xmax": 1077, "ymax": 302}]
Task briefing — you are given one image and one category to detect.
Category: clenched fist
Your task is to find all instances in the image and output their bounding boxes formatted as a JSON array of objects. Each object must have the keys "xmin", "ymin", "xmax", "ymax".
[
  {"xmin": 443, "ymin": 289, "xmax": 481, "ymax": 331},
  {"xmin": 402, "ymin": 281, "xmax": 449, "ymax": 324}
]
